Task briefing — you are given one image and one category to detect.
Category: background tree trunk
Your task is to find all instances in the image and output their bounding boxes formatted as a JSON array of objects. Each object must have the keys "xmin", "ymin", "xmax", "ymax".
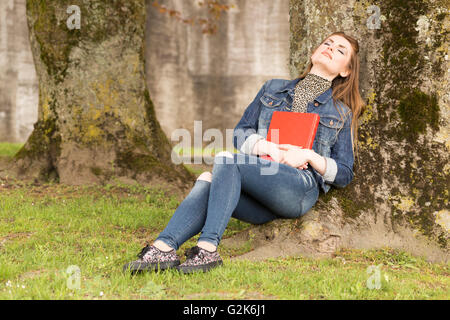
[
  {"xmin": 15, "ymin": 0, "xmax": 194, "ymax": 190},
  {"xmin": 224, "ymin": 0, "xmax": 449, "ymax": 263}
]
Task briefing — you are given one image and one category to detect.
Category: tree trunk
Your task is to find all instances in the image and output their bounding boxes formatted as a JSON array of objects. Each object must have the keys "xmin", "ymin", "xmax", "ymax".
[
  {"xmin": 15, "ymin": 0, "xmax": 194, "ymax": 190},
  {"xmin": 224, "ymin": 0, "xmax": 449, "ymax": 263}
]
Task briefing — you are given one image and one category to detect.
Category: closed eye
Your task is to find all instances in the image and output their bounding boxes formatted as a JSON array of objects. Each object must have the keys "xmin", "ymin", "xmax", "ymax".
[{"xmin": 324, "ymin": 40, "xmax": 346, "ymax": 55}]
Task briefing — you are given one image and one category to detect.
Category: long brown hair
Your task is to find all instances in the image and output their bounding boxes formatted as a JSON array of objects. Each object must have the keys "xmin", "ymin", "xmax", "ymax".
[{"xmin": 299, "ymin": 31, "xmax": 365, "ymax": 159}]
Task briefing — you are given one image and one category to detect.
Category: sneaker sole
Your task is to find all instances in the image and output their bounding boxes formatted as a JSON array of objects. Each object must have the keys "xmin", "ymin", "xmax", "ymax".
[
  {"xmin": 176, "ymin": 260, "xmax": 223, "ymax": 274},
  {"xmin": 123, "ymin": 260, "xmax": 180, "ymax": 274}
]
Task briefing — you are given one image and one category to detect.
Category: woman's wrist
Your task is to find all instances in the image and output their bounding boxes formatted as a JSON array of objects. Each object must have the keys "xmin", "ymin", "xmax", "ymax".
[
  {"xmin": 307, "ymin": 149, "xmax": 316, "ymax": 162},
  {"xmin": 252, "ymin": 139, "xmax": 273, "ymax": 156},
  {"xmin": 306, "ymin": 149, "xmax": 327, "ymax": 175},
  {"xmin": 267, "ymin": 141, "xmax": 280, "ymax": 156}
]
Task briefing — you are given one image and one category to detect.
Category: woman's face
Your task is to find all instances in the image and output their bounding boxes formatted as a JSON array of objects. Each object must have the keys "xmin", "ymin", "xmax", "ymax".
[{"xmin": 310, "ymin": 35, "xmax": 353, "ymax": 79}]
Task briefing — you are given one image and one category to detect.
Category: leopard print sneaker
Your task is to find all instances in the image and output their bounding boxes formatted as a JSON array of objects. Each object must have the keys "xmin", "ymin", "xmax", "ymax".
[
  {"xmin": 123, "ymin": 244, "xmax": 180, "ymax": 274},
  {"xmin": 176, "ymin": 246, "xmax": 223, "ymax": 274}
]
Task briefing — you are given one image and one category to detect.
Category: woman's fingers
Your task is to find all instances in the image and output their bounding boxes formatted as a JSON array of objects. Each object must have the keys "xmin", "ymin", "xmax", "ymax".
[{"xmin": 297, "ymin": 163, "xmax": 309, "ymax": 170}]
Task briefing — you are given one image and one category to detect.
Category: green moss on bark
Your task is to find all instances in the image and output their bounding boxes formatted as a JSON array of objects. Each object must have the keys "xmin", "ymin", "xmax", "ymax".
[
  {"xmin": 27, "ymin": 0, "xmax": 81, "ymax": 83},
  {"xmin": 26, "ymin": 0, "xmax": 146, "ymax": 84},
  {"xmin": 22, "ymin": 0, "xmax": 193, "ymax": 187},
  {"xmin": 316, "ymin": 183, "xmax": 375, "ymax": 221},
  {"xmin": 16, "ymin": 118, "xmax": 60, "ymax": 161},
  {"xmin": 397, "ymin": 89, "xmax": 440, "ymax": 140},
  {"xmin": 364, "ymin": 0, "xmax": 448, "ymax": 246},
  {"xmin": 143, "ymin": 89, "xmax": 175, "ymax": 158}
]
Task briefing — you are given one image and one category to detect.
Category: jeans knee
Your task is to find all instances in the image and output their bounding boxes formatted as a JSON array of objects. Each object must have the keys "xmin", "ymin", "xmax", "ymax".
[
  {"xmin": 197, "ymin": 171, "xmax": 212, "ymax": 182},
  {"xmin": 215, "ymin": 151, "xmax": 234, "ymax": 158},
  {"xmin": 214, "ymin": 151, "xmax": 235, "ymax": 165}
]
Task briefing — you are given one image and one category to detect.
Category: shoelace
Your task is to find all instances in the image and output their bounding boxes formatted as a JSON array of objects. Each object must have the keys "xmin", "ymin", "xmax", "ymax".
[
  {"xmin": 185, "ymin": 246, "xmax": 201, "ymax": 260},
  {"xmin": 137, "ymin": 244, "xmax": 152, "ymax": 259}
]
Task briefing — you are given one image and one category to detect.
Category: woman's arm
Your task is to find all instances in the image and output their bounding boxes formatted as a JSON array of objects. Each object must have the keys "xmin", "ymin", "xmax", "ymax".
[
  {"xmin": 233, "ymin": 81, "xmax": 268, "ymax": 154},
  {"xmin": 279, "ymin": 107, "xmax": 354, "ymax": 188},
  {"xmin": 251, "ymin": 139, "xmax": 278, "ymax": 156},
  {"xmin": 327, "ymin": 117, "xmax": 354, "ymax": 188},
  {"xmin": 277, "ymin": 145, "xmax": 326, "ymax": 173}
]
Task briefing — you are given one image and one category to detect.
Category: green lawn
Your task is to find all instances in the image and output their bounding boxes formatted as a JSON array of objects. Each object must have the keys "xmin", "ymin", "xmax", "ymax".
[
  {"xmin": 0, "ymin": 143, "xmax": 448, "ymax": 300},
  {"xmin": 172, "ymin": 146, "xmax": 239, "ymax": 157},
  {"xmin": 0, "ymin": 143, "xmax": 23, "ymax": 158}
]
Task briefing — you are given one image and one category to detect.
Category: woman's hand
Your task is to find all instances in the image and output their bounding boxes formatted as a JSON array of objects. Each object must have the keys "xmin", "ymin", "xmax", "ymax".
[
  {"xmin": 277, "ymin": 144, "xmax": 311, "ymax": 170},
  {"xmin": 267, "ymin": 144, "xmax": 287, "ymax": 163}
]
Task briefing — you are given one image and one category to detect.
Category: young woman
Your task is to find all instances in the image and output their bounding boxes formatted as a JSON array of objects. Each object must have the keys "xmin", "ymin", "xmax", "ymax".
[{"xmin": 123, "ymin": 31, "xmax": 364, "ymax": 274}]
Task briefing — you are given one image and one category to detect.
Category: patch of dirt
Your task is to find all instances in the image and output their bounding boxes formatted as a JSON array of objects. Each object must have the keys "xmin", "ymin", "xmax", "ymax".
[
  {"xmin": 184, "ymin": 163, "xmax": 214, "ymax": 174},
  {"xmin": 0, "ymin": 155, "xmax": 199, "ymax": 202},
  {"xmin": 19, "ymin": 269, "xmax": 49, "ymax": 280},
  {"xmin": 0, "ymin": 232, "xmax": 35, "ymax": 249}
]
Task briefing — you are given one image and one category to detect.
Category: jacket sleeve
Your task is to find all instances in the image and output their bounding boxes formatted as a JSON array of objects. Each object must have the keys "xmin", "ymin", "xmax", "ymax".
[
  {"xmin": 233, "ymin": 81, "xmax": 268, "ymax": 154},
  {"xmin": 323, "ymin": 111, "xmax": 354, "ymax": 188}
]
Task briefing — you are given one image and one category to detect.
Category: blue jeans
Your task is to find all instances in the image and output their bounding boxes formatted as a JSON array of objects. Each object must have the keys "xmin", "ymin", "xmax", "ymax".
[{"xmin": 156, "ymin": 152, "xmax": 319, "ymax": 250}]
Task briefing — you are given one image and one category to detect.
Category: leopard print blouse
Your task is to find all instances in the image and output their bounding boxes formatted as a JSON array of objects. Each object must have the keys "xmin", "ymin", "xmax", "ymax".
[{"xmin": 292, "ymin": 73, "xmax": 332, "ymax": 113}]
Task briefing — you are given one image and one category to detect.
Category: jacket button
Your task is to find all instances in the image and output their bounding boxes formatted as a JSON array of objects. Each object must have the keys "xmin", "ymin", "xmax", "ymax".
[
  {"xmin": 314, "ymin": 102, "xmax": 319, "ymax": 107},
  {"xmin": 330, "ymin": 120, "xmax": 334, "ymax": 126}
]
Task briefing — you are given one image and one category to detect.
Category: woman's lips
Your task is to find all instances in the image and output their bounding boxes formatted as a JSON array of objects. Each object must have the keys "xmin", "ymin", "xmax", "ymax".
[{"xmin": 321, "ymin": 51, "xmax": 332, "ymax": 60}]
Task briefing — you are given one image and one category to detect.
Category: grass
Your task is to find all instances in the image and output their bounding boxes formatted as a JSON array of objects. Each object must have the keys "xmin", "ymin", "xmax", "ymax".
[
  {"xmin": 0, "ymin": 143, "xmax": 448, "ymax": 300},
  {"xmin": 0, "ymin": 144, "xmax": 238, "ymax": 159},
  {"xmin": 0, "ymin": 143, "xmax": 23, "ymax": 158},
  {"xmin": 172, "ymin": 146, "xmax": 239, "ymax": 157}
]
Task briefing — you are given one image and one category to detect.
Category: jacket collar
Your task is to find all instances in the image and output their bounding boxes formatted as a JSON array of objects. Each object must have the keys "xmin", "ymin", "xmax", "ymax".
[{"xmin": 275, "ymin": 77, "xmax": 333, "ymax": 104}]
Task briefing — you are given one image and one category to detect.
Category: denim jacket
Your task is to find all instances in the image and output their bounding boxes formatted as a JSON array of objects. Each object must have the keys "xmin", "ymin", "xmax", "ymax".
[{"xmin": 233, "ymin": 78, "xmax": 354, "ymax": 194}]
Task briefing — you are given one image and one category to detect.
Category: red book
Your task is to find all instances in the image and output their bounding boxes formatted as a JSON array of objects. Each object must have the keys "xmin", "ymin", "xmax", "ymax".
[{"xmin": 260, "ymin": 111, "xmax": 320, "ymax": 161}]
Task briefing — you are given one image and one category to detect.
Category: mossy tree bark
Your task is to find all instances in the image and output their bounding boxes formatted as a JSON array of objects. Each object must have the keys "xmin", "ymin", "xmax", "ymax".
[
  {"xmin": 225, "ymin": 0, "xmax": 449, "ymax": 262},
  {"xmin": 16, "ymin": 0, "xmax": 194, "ymax": 189}
]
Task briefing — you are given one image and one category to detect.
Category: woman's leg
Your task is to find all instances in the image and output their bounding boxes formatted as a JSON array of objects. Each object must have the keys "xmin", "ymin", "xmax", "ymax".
[
  {"xmin": 155, "ymin": 179, "xmax": 211, "ymax": 251},
  {"xmin": 231, "ymin": 191, "xmax": 279, "ymax": 224},
  {"xmin": 197, "ymin": 151, "xmax": 319, "ymax": 248},
  {"xmin": 155, "ymin": 171, "xmax": 279, "ymax": 251}
]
